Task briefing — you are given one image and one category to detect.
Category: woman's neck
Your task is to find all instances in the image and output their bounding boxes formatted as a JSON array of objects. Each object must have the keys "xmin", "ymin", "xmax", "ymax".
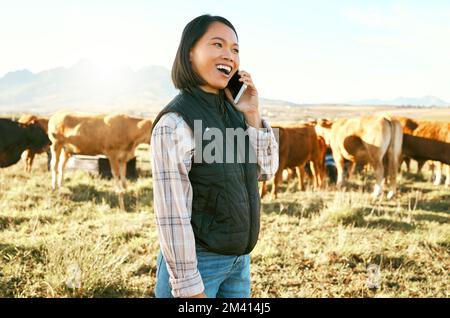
[{"xmin": 199, "ymin": 84, "xmax": 219, "ymax": 95}]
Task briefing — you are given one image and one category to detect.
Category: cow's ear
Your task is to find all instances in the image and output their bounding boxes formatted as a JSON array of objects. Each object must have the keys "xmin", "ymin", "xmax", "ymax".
[
  {"xmin": 405, "ymin": 119, "xmax": 418, "ymax": 131},
  {"xmin": 318, "ymin": 118, "xmax": 333, "ymax": 128}
]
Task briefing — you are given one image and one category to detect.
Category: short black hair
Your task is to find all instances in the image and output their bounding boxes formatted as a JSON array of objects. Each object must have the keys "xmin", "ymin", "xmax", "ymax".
[{"xmin": 172, "ymin": 14, "xmax": 238, "ymax": 90}]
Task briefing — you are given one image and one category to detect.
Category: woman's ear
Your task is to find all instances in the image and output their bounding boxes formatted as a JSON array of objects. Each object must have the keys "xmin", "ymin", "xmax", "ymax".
[{"xmin": 189, "ymin": 50, "xmax": 193, "ymax": 62}]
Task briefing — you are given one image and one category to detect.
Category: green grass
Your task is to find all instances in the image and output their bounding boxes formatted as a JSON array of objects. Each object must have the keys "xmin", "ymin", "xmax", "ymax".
[{"xmin": 0, "ymin": 145, "xmax": 449, "ymax": 298}]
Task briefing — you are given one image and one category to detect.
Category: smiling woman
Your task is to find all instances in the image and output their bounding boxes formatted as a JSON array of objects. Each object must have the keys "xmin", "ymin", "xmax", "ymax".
[{"xmin": 150, "ymin": 14, "xmax": 279, "ymax": 299}]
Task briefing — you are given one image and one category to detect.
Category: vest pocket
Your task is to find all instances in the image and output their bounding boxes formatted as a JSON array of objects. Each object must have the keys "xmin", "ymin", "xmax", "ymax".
[{"xmin": 193, "ymin": 186, "xmax": 221, "ymax": 234}]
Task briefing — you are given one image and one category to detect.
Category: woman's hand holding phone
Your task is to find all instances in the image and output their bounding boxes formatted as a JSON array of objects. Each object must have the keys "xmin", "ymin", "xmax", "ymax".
[{"xmin": 225, "ymin": 70, "xmax": 262, "ymax": 128}]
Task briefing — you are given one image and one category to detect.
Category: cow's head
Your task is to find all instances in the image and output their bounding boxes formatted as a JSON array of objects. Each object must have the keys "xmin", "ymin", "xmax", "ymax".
[
  {"xmin": 403, "ymin": 118, "xmax": 419, "ymax": 134},
  {"xmin": 26, "ymin": 123, "xmax": 51, "ymax": 151},
  {"xmin": 137, "ymin": 119, "xmax": 153, "ymax": 145}
]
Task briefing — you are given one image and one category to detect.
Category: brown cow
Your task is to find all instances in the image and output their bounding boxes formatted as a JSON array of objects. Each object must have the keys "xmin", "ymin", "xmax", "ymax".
[
  {"xmin": 260, "ymin": 124, "xmax": 325, "ymax": 200},
  {"xmin": 315, "ymin": 116, "xmax": 403, "ymax": 199},
  {"xmin": 395, "ymin": 117, "xmax": 450, "ymax": 167},
  {"xmin": 48, "ymin": 112, "xmax": 152, "ymax": 210},
  {"xmin": 18, "ymin": 114, "xmax": 50, "ymax": 172}
]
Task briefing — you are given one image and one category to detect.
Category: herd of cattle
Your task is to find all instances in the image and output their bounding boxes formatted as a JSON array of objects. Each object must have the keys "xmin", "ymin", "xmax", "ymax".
[
  {"xmin": 262, "ymin": 116, "xmax": 449, "ymax": 200},
  {"xmin": 1, "ymin": 113, "xmax": 151, "ymax": 210},
  {"xmin": 0, "ymin": 112, "xmax": 449, "ymax": 210}
]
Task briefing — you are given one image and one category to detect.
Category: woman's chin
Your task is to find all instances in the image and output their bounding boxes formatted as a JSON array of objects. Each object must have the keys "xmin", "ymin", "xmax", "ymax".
[{"xmin": 216, "ymin": 81, "xmax": 229, "ymax": 90}]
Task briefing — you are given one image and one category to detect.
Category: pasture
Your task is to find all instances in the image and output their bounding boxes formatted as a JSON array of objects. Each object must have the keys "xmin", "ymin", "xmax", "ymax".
[{"xmin": 0, "ymin": 107, "xmax": 449, "ymax": 298}]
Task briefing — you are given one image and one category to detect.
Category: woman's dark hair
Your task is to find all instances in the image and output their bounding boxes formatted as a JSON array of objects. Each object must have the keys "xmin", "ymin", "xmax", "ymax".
[{"xmin": 172, "ymin": 14, "xmax": 238, "ymax": 90}]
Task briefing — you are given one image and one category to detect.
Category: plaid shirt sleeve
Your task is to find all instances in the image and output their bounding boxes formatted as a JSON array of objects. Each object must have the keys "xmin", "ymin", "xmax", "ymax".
[
  {"xmin": 246, "ymin": 119, "xmax": 279, "ymax": 181},
  {"xmin": 151, "ymin": 112, "xmax": 204, "ymax": 298}
]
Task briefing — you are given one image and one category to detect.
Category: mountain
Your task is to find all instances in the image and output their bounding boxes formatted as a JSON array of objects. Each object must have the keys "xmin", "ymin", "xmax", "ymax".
[
  {"xmin": 2, "ymin": 61, "xmax": 449, "ymax": 116},
  {"xmin": 0, "ymin": 60, "xmax": 178, "ymax": 115},
  {"xmin": 349, "ymin": 96, "xmax": 450, "ymax": 107}
]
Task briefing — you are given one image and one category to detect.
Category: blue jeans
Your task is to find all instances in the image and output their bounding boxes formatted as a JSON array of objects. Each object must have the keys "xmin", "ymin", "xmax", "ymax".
[{"xmin": 155, "ymin": 245, "xmax": 251, "ymax": 298}]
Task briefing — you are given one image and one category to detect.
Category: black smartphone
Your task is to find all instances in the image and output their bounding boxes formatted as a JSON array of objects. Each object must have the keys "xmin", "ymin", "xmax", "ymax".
[{"xmin": 227, "ymin": 71, "xmax": 247, "ymax": 104}]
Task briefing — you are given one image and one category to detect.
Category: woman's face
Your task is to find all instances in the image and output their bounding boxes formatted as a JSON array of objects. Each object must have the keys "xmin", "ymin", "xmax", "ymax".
[{"xmin": 190, "ymin": 22, "xmax": 240, "ymax": 94}]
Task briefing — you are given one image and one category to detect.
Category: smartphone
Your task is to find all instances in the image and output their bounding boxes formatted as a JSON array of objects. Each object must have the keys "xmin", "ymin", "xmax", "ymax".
[{"xmin": 227, "ymin": 71, "xmax": 248, "ymax": 104}]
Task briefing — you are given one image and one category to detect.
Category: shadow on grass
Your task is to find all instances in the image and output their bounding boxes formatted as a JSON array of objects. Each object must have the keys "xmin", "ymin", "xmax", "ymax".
[
  {"xmin": 414, "ymin": 213, "xmax": 450, "ymax": 224},
  {"xmin": 261, "ymin": 198, "xmax": 324, "ymax": 218},
  {"xmin": 401, "ymin": 171, "xmax": 430, "ymax": 183},
  {"xmin": 0, "ymin": 215, "xmax": 55, "ymax": 231},
  {"xmin": 135, "ymin": 187, "xmax": 153, "ymax": 208},
  {"xmin": 0, "ymin": 243, "xmax": 46, "ymax": 263},
  {"xmin": 339, "ymin": 180, "xmax": 374, "ymax": 193},
  {"xmin": 0, "ymin": 216, "xmax": 31, "ymax": 231},
  {"xmin": 365, "ymin": 218, "xmax": 415, "ymax": 232},
  {"xmin": 347, "ymin": 253, "xmax": 414, "ymax": 269},
  {"xmin": 419, "ymin": 194, "xmax": 450, "ymax": 213},
  {"xmin": 398, "ymin": 185, "xmax": 434, "ymax": 194},
  {"xmin": 67, "ymin": 184, "xmax": 139, "ymax": 211}
]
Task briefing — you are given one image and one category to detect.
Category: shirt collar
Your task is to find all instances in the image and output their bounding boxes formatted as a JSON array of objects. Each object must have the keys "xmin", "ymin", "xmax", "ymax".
[{"xmin": 188, "ymin": 86, "xmax": 226, "ymax": 111}]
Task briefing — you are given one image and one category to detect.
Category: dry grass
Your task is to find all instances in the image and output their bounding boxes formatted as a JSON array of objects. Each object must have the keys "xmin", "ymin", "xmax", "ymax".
[{"xmin": 0, "ymin": 142, "xmax": 449, "ymax": 298}]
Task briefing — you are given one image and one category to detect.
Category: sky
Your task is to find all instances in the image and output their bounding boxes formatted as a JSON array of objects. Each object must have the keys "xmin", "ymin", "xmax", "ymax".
[{"xmin": 1, "ymin": 0, "xmax": 450, "ymax": 103}]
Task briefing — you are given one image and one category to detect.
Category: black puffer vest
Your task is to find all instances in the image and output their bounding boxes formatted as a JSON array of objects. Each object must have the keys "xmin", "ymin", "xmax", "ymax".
[{"xmin": 152, "ymin": 87, "xmax": 260, "ymax": 255}]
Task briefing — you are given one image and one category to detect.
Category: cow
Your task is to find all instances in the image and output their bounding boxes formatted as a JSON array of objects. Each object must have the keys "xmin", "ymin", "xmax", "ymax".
[
  {"xmin": 395, "ymin": 117, "xmax": 450, "ymax": 167},
  {"xmin": 18, "ymin": 114, "xmax": 50, "ymax": 172},
  {"xmin": 260, "ymin": 124, "xmax": 325, "ymax": 200},
  {"xmin": 315, "ymin": 116, "xmax": 403, "ymax": 199},
  {"xmin": 0, "ymin": 118, "xmax": 51, "ymax": 168},
  {"xmin": 48, "ymin": 112, "xmax": 152, "ymax": 210}
]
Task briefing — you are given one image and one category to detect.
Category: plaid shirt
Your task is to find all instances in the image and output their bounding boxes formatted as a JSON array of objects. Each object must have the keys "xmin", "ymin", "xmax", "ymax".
[{"xmin": 151, "ymin": 112, "xmax": 279, "ymax": 298}]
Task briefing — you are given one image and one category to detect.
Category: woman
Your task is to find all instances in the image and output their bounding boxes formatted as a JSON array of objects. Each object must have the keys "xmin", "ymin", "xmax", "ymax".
[{"xmin": 151, "ymin": 14, "xmax": 279, "ymax": 298}]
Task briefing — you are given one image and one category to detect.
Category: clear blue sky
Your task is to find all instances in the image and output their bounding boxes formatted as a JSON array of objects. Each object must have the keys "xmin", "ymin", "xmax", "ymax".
[{"xmin": 1, "ymin": 0, "xmax": 449, "ymax": 103}]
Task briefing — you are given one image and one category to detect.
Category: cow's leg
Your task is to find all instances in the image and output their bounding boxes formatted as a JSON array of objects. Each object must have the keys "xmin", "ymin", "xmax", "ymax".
[
  {"xmin": 386, "ymin": 155, "xmax": 398, "ymax": 200},
  {"xmin": 335, "ymin": 154, "xmax": 345, "ymax": 190},
  {"xmin": 403, "ymin": 157, "xmax": 411, "ymax": 173},
  {"xmin": 119, "ymin": 159, "xmax": 128, "ymax": 190},
  {"xmin": 46, "ymin": 149, "xmax": 52, "ymax": 171},
  {"xmin": 433, "ymin": 161, "xmax": 442, "ymax": 185},
  {"xmin": 110, "ymin": 158, "xmax": 125, "ymax": 210},
  {"xmin": 259, "ymin": 181, "xmax": 267, "ymax": 198},
  {"xmin": 307, "ymin": 161, "xmax": 317, "ymax": 190},
  {"xmin": 371, "ymin": 159, "xmax": 384, "ymax": 198},
  {"xmin": 50, "ymin": 143, "xmax": 62, "ymax": 190},
  {"xmin": 26, "ymin": 152, "xmax": 35, "ymax": 173},
  {"xmin": 347, "ymin": 161, "xmax": 357, "ymax": 180},
  {"xmin": 417, "ymin": 159, "xmax": 426, "ymax": 175},
  {"xmin": 57, "ymin": 149, "xmax": 69, "ymax": 187},
  {"xmin": 309, "ymin": 160, "xmax": 319, "ymax": 190},
  {"xmin": 270, "ymin": 169, "xmax": 283, "ymax": 200},
  {"xmin": 296, "ymin": 165, "xmax": 305, "ymax": 191},
  {"xmin": 21, "ymin": 150, "xmax": 29, "ymax": 172},
  {"xmin": 445, "ymin": 164, "xmax": 450, "ymax": 187}
]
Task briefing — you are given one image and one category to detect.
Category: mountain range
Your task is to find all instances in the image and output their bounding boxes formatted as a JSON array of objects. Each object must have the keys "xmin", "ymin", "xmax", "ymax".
[
  {"xmin": 0, "ymin": 60, "xmax": 449, "ymax": 115},
  {"xmin": 0, "ymin": 59, "xmax": 177, "ymax": 115}
]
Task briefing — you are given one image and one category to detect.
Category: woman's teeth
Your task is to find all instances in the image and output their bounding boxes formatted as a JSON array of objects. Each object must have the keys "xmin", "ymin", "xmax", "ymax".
[{"xmin": 216, "ymin": 64, "xmax": 231, "ymax": 75}]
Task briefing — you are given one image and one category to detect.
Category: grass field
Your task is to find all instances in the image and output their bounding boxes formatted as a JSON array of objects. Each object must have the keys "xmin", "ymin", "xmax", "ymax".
[
  {"xmin": 0, "ymin": 143, "xmax": 448, "ymax": 298},
  {"xmin": 1, "ymin": 107, "xmax": 449, "ymax": 298}
]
